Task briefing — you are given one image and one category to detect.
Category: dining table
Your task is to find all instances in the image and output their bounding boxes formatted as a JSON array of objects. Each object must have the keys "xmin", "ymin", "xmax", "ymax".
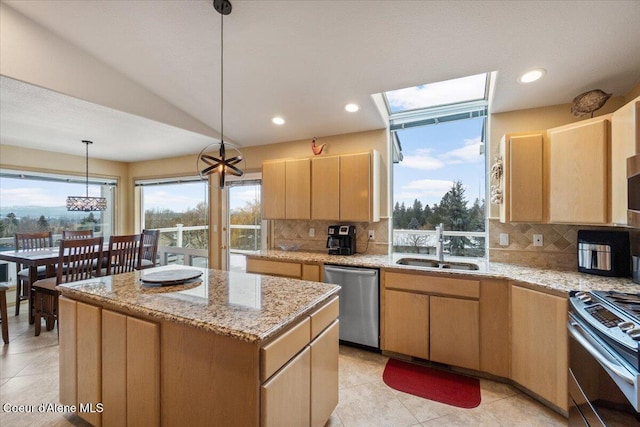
[{"xmin": 0, "ymin": 244, "xmax": 110, "ymax": 324}]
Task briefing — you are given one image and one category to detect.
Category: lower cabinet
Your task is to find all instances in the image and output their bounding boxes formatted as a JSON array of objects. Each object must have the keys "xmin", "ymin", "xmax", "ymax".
[
  {"xmin": 511, "ymin": 285, "xmax": 568, "ymax": 411},
  {"xmin": 59, "ymin": 298, "xmax": 160, "ymax": 427},
  {"xmin": 384, "ymin": 289, "xmax": 429, "ymax": 359},
  {"xmin": 261, "ymin": 347, "xmax": 311, "ymax": 427},
  {"xmin": 246, "ymin": 257, "xmax": 321, "ymax": 282},
  {"xmin": 430, "ymin": 296, "xmax": 479, "ymax": 370},
  {"xmin": 382, "ymin": 271, "xmax": 479, "ymax": 369}
]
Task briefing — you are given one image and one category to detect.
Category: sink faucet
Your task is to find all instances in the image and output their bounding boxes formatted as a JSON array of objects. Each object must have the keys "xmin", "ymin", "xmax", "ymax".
[{"xmin": 435, "ymin": 223, "xmax": 444, "ymax": 262}]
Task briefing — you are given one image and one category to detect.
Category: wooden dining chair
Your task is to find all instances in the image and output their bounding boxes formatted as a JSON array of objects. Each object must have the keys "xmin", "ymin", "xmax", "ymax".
[
  {"xmin": 13, "ymin": 231, "xmax": 53, "ymax": 316},
  {"xmin": 62, "ymin": 230, "xmax": 94, "ymax": 239},
  {"xmin": 31, "ymin": 236, "xmax": 104, "ymax": 336},
  {"xmin": 140, "ymin": 229, "xmax": 160, "ymax": 269},
  {"xmin": 106, "ymin": 234, "xmax": 143, "ymax": 275}
]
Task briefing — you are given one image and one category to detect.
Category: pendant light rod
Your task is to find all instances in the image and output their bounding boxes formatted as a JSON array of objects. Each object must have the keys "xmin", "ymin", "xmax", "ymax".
[{"xmin": 82, "ymin": 140, "xmax": 92, "ymax": 197}]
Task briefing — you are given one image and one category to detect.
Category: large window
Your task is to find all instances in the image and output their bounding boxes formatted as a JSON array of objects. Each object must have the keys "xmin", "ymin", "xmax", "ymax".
[
  {"xmin": 0, "ymin": 169, "xmax": 116, "ymax": 250},
  {"xmin": 384, "ymin": 73, "xmax": 489, "ymax": 259},
  {"xmin": 137, "ymin": 178, "xmax": 208, "ymax": 268}
]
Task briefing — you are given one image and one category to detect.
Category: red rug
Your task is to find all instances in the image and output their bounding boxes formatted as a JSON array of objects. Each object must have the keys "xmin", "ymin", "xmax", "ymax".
[{"xmin": 382, "ymin": 358, "xmax": 481, "ymax": 408}]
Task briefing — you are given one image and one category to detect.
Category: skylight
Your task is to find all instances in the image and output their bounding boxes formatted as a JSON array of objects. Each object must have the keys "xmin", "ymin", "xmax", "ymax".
[{"xmin": 384, "ymin": 73, "xmax": 488, "ymax": 114}]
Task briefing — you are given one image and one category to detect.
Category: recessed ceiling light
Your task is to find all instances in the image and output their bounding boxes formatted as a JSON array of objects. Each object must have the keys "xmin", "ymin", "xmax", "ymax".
[
  {"xmin": 345, "ymin": 103, "xmax": 359, "ymax": 112},
  {"xmin": 272, "ymin": 117, "xmax": 285, "ymax": 125},
  {"xmin": 517, "ymin": 68, "xmax": 546, "ymax": 84}
]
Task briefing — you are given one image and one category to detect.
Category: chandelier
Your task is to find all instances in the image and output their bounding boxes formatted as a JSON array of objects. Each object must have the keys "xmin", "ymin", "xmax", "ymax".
[
  {"xmin": 197, "ymin": 0, "xmax": 244, "ymax": 189},
  {"xmin": 66, "ymin": 140, "xmax": 107, "ymax": 212}
]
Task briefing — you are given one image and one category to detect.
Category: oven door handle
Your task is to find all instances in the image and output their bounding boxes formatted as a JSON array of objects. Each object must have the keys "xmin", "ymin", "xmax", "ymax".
[{"xmin": 568, "ymin": 320, "xmax": 635, "ymax": 384}]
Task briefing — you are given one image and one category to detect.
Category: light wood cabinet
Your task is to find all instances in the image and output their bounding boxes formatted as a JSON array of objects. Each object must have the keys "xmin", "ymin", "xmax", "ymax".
[
  {"xmin": 382, "ymin": 270, "xmax": 479, "ymax": 367},
  {"xmin": 262, "ymin": 158, "xmax": 310, "ymax": 220},
  {"xmin": 246, "ymin": 257, "xmax": 321, "ymax": 281},
  {"xmin": 339, "ymin": 151, "xmax": 380, "ymax": 222},
  {"xmin": 59, "ymin": 298, "xmax": 160, "ymax": 427},
  {"xmin": 548, "ymin": 117, "xmax": 610, "ymax": 224},
  {"xmin": 261, "ymin": 347, "xmax": 311, "ymax": 427},
  {"xmin": 429, "ymin": 296, "xmax": 479, "ymax": 370},
  {"xmin": 499, "ymin": 133, "xmax": 544, "ymax": 223},
  {"xmin": 479, "ymin": 279, "xmax": 510, "ymax": 378},
  {"xmin": 511, "ymin": 285, "xmax": 568, "ymax": 411},
  {"xmin": 384, "ymin": 289, "xmax": 429, "ymax": 359},
  {"xmin": 611, "ymin": 97, "xmax": 640, "ymax": 225},
  {"xmin": 310, "ymin": 321, "xmax": 339, "ymax": 427},
  {"xmin": 311, "ymin": 155, "xmax": 340, "ymax": 220}
]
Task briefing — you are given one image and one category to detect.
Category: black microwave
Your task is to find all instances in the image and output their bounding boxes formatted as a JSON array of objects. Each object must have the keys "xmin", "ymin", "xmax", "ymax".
[{"xmin": 577, "ymin": 230, "xmax": 630, "ymax": 277}]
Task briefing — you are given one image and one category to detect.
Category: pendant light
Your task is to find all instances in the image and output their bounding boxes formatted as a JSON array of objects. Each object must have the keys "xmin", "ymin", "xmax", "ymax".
[
  {"xmin": 66, "ymin": 140, "xmax": 107, "ymax": 212},
  {"xmin": 197, "ymin": 0, "xmax": 244, "ymax": 189}
]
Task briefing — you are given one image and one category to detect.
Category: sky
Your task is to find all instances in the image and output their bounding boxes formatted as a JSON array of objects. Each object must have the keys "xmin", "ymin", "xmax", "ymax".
[
  {"xmin": 393, "ymin": 117, "xmax": 485, "ymax": 209},
  {"xmin": 0, "ymin": 178, "xmax": 103, "ymax": 207},
  {"xmin": 388, "ymin": 73, "xmax": 487, "ymax": 209}
]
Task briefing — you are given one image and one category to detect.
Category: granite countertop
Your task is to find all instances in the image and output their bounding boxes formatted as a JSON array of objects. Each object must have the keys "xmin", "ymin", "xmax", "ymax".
[
  {"xmin": 247, "ymin": 250, "xmax": 639, "ymax": 294},
  {"xmin": 58, "ymin": 265, "xmax": 340, "ymax": 344}
]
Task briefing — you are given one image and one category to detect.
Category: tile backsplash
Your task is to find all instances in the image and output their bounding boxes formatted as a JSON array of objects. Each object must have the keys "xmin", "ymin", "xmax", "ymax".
[
  {"xmin": 488, "ymin": 219, "xmax": 640, "ymax": 269},
  {"xmin": 272, "ymin": 219, "xmax": 390, "ymax": 255}
]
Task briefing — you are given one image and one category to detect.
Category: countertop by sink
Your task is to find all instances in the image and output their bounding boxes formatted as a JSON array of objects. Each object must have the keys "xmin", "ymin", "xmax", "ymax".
[{"xmin": 247, "ymin": 250, "xmax": 639, "ymax": 295}]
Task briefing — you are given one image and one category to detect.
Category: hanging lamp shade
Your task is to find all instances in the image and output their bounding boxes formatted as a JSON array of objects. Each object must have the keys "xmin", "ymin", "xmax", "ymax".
[
  {"xmin": 197, "ymin": 0, "xmax": 244, "ymax": 189},
  {"xmin": 66, "ymin": 140, "xmax": 107, "ymax": 212}
]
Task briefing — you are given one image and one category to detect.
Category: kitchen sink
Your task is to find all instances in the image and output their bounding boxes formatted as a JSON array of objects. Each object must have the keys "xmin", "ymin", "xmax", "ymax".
[{"xmin": 395, "ymin": 258, "xmax": 479, "ymax": 271}]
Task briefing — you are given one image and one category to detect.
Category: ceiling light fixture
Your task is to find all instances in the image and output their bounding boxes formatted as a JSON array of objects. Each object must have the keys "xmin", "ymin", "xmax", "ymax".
[
  {"xmin": 345, "ymin": 103, "xmax": 359, "ymax": 112},
  {"xmin": 197, "ymin": 0, "xmax": 244, "ymax": 189},
  {"xmin": 66, "ymin": 140, "xmax": 107, "ymax": 212},
  {"xmin": 272, "ymin": 117, "xmax": 285, "ymax": 125},
  {"xmin": 517, "ymin": 68, "xmax": 546, "ymax": 84}
]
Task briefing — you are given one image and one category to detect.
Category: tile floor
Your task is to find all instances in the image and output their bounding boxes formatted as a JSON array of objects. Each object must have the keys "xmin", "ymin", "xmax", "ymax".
[{"xmin": 1, "ymin": 313, "xmax": 567, "ymax": 426}]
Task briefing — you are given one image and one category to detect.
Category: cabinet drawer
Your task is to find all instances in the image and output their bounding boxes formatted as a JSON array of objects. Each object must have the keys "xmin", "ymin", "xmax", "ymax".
[
  {"xmin": 309, "ymin": 296, "xmax": 339, "ymax": 340},
  {"xmin": 247, "ymin": 258, "xmax": 301, "ymax": 278},
  {"xmin": 384, "ymin": 271, "xmax": 479, "ymax": 299},
  {"xmin": 261, "ymin": 317, "xmax": 310, "ymax": 382}
]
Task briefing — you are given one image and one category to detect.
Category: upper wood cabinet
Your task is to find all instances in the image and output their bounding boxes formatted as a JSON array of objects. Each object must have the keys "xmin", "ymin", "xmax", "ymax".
[
  {"xmin": 264, "ymin": 150, "xmax": 380, "ymax": 222},
  {"xmin": 311, "ymin": 156, "xmax": 340, "ymax": 220},
  {"xmin": 499, "ymin": 133, "xmax": 544, "ymax": 223},
  {"xmin": 548, "ymin": 117, "xmax": 610, "ymax": 224},
  {"xmin": 262, "ymin": 159, "xmax": 311, "ymax": 220},
  {"xmin": 339, "ymin": 151, "xmax": 380, "ymax": 222},
  {"xmin": 611, "ymin": 97, "xmax": 640, "ymax": 225}
]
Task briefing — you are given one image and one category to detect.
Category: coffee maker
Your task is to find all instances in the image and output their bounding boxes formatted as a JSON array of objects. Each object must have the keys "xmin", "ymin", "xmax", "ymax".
[{"xmin": 326, "ymin": 225, "xmax": 356, "ymax": 255}]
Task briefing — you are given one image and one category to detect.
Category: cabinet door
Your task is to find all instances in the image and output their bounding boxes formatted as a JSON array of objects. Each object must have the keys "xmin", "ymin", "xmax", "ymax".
[
  {"xmin": 611, "ymin": 99, "xmax": 639, "ymax": 225},
  {"xmin": 59, "ymin": 297, "xmax": 77, "ymax": 407},
  {"xmin": 511, "ymin": 285, "xmax": 568, "ymax": 411},
  {"xmin": 383, "ymin": 289, "xmax": 429, "ymax": 359},
  {"xmin": 76, "ymin": 302, "xmax": 102, "ymax": 427},
  {"xmin": 127, "ymin": 317, "xmax": 160, "ymax": 427},
  {"xmin": 311, "ymin": 155, "xmax": 340, "ymax": 220},
  {"xmin": 102, "ymin": 310, "xmax": 127, "ymax": 427},
  {"xmin": 302, "ymin": 263, "xmax": 320, "ymax": 282},
  {"xmin": 501, "ymin": 134, "xmax": 544, "ymax": 222},
  {"xmin": 261, "ymin": 347, "xmax": 311, "ymax": 427},
  {"xmin": 340, "ymin": 152, "xmax": 373, "ymax": 222},
  {"xmin": 430, "ymin": 296, "xmax": 479, "ymax": 370},
  {"xmin": 285, "ymin": 158, "xmax": 311, "ymax": 220},
  {"xmin": 310, "ymin": 321, "xmax": 339, "ymax": 427},
  {"xmin": 262, "ymin": 160, "xmax": 286, "ymax": 219},
  {"xmin": 548, "ymin": 118, "xmax": 609, "ymax": 224}
]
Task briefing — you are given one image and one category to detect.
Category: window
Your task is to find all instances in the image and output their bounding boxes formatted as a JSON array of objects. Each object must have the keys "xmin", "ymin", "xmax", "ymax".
[
  {"xmin": 0, "ymin": 169, "xmax": 116, "ymax": 250},
  {"xmin": 136, "ymin": 177, "xmax": 208, "ymax": 268},
  {"xmin": 385, "ymin": 74, "xmax": 489, "ymax": 259}
]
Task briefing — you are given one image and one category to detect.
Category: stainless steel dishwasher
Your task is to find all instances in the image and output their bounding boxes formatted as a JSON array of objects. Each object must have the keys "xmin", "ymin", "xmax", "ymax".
[{"xmin": 323, "ymin": 264, "xmax": 379, "ymax": 349}]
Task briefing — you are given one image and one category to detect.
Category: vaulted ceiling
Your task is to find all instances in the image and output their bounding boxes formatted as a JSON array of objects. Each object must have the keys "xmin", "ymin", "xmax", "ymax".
[{"xmin": 1, "ymin": 0, "xmax": 639, "ymax": 161}]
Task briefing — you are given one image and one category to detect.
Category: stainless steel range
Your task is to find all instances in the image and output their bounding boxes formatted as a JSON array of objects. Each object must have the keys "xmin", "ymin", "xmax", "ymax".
[{"xmin": 568, "ymin": 290, "xmax": 640, "ymax": 425}]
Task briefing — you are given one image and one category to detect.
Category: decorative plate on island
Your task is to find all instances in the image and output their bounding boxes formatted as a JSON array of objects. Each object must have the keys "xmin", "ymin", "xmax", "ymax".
[{"xmin": 141, "ymin": 268, "xmax": 203, "ymax": 286}]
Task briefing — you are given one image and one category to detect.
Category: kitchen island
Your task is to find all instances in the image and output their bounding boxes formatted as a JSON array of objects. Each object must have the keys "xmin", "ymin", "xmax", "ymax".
[{"xmin": 57, "ymin": 265, "xmax": 340, "ymax": 427}]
